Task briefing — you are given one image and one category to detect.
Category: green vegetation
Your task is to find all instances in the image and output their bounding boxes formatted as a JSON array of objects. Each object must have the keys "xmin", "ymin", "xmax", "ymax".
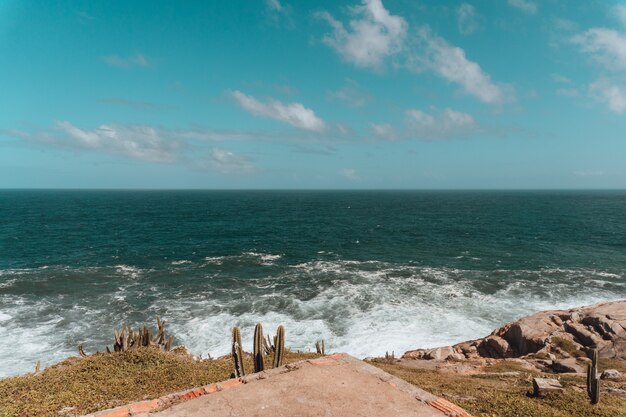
[
  {"xmin": 371, "ymin": 360, "xmax": 626, "ymax": 417},
  {"xmin": 0, "ymin": 348, "xmax": 320, "ymax": 417}
]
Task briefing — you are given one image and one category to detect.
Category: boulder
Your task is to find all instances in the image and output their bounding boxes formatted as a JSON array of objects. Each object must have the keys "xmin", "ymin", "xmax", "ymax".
[
  {"xmin": 600, "ymin": 369, "xmax": 621, "ymax": 380},
  {"xmin": 478, "ymin": 336, "xmax": 510, "ymax": 358},
  {"xmin": 424, "ymin": 346, "xmax": 458, "ymax": 361},
  {"xmin": 402, "ymin": 300, "xmax": 626, "ymax": 363},
  {"xmin": 563, "ymin": 322, "xmax": 603, "ymax": 347},
  {"xmin": 551, "ymin": 358, "xmax": 584, "ymax": 374},
  {"xmin": 532, "ymin": 378, "xmax": 563, "ymax": 397}
]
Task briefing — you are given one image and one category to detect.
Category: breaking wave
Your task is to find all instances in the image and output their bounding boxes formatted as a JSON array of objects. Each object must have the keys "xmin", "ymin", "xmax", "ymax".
[{"xmin": 0, "ymin": 259, "xmax": 623, "ymax": 378}]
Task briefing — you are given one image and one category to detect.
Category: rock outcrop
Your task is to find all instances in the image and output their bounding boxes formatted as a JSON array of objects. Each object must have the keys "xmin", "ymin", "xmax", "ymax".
[{"xmin": 404, "ymin": 300, "xmax": 626, "ymax": 373}]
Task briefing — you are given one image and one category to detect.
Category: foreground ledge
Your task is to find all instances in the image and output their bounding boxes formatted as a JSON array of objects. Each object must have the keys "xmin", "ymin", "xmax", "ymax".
[{"xmin": 82, "ymin": 353, "xmax": 471, "ymax": 417}]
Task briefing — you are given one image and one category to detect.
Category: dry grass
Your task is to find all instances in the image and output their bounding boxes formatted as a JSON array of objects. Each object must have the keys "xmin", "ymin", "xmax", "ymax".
[
  {"xmin": 0, "ymin": 348, "xmax": 321, "ymax": 417},
  {"xmin": 372, "ymin": 360, "xmax": 626, "ymax": 417},
  {"xmin": 551, "ymin": 337, "xmax": 586, "ymax": 358}
]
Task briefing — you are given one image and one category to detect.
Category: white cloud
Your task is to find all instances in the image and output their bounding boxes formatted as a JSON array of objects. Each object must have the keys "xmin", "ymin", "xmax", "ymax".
[
  {"xmin": 209, "ymin": 148, "xmax": 257, "ymax": 174},
  {"xmin": 265, "ymin": 0, "xmax": 293, "ymax": 27},
  {"xmin": 409, "ymin": 29, "xmax": 506, "ymax": 104},
  {"xmin": 101, "ymin": 54, "xmax": 149, "ymax": 68},
  {"xmin": 231, "ymin": 90, "xmax": 326, "ymax": 131},
  {"xmin": 507, "ymin": 0, "xmax": 537, "ymax": 15},
  {"xmin": 318, "ymin": 1, "xmax": 506, "ymax": 105},
  {"xmin": 570, "ymin": 12, "xmax": 626, "ymax": 113},
  {"xmin": 589, "ymin": 78, "xmax": 626, "ymax": 113},
  {"xmin": 327, "ymin": 79, "xmax": 371, "ymax": 107},
  {"xmin": 457, "ymin": 3, "xmax": 479, "ymax": 36},
  {"xmin": 614, "ymin": 4, "xmax": 626, "ymax": 28},
  {"xmin": 372, "ymin": 107, "xmax": 479, "ymax": 141},
  {"xmin": 55, "ymin": 121, "xmax": 180, "ymax": 163},
  {"xmin": 341, "ymin": 168, "xmax": 359, "ymax": 180},
  {"xmin": 266, "ymin": 0, "xmax": 283, "ymax": 12},
  {"xmin": 553, "ymin": 18, "xmax": 577, "ymax": 32},
  {"xmin": 572, "ymin": 27, "xmax": 626, "ymax": 71},
  {"xmin": 317, "ymin": 0, "xmax": 407, "ymax": 70},
  {"xmin": 371, "ymin": 123, "xmax": 397, "ymax": 140},
  {"xmin": 405, "ymin": 108, "xmax": 478, "ymax": 139}
]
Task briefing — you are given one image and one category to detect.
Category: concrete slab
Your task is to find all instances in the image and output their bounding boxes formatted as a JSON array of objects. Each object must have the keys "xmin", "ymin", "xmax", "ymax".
[
  {"xmin": 151, "ymin": 354, "xmax": 467, "ymax": 417},
  {"xmin": 83, "ymin": 354, "xmax": 471, "ymax": 417}
]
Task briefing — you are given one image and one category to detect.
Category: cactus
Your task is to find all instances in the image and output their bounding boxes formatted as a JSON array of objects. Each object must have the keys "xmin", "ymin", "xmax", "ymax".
[
  {"xmin": 272, "ymin": 325, "xmax": 285, "ymax": 368},
  {"xmin": 315, "ymin": 339, "xmax": 325, "ymax": 355},
  {"xmin": 232, "ymin": 327, "xmax": 245, "ymax": 377},
  {"xmin": 587, "ymin": 349, "xmax": 600, "ymax": 405},
  {"xmin": 253, "ymin": 323, "xmax": 265, "ymax": 373},
  {"xmin": 263, "ymin": 334, "xmax": 272, "ymax": 355}
]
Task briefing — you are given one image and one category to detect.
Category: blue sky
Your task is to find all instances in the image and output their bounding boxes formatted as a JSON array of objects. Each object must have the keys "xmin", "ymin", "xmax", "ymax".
[{"xmin": 1, "ymin": 0, "xmax": 625, "ymax": 189}]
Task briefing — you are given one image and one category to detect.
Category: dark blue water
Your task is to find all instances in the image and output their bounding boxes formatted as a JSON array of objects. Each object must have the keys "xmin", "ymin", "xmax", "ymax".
[{"xmin": 1, "ymin": 190, "xmax": 625, "ymax": 377}]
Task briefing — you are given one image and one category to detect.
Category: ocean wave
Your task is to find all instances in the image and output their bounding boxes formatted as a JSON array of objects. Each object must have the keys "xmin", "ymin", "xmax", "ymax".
[
  {"xmin": 204, "ymin": 251, "xmax": 283, "ymax": 266},
  {"xmin": 0, "ymin": 260, "xmax": 623, "ymax": 378}
]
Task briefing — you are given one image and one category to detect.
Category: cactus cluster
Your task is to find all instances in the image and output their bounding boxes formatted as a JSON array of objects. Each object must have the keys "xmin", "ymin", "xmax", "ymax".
[
  {"xmin": 231, "ymin": 323, "xmax": 287, "ymax": 377},
  {"xmin": 586, "ymin": 349, "xmax": 600, "ymax": 404},
  {"xmin": 106, "ymin": 317, "xmax": 174, "ymax": 354}
]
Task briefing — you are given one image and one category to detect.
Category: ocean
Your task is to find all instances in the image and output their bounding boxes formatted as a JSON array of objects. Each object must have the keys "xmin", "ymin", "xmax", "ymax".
[{"xmin": 1, "ymin": 190, "xmax": 625, "ymax": 377}]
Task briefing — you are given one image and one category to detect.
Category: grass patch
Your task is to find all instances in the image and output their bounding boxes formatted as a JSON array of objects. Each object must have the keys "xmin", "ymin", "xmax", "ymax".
[
  {"xmin": 551, "ymin": 337, "xmax": 586, "ymax": 358},
  {"xmin": 372, "ymin": 361, "xmax": 626, "ymax": 417},
  {"xmin": 481, "ymin": 360, "xmax": 539, "ymax": 374},
  {"xmin": 0, "ymin": 348, "xmax": 320, "ymax": 417}
]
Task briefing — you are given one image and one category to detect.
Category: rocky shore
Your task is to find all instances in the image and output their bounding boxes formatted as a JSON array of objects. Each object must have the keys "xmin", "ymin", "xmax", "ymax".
[{"xmin": 403, "ymin": 300, "xmax": 626, "ymax": 375}]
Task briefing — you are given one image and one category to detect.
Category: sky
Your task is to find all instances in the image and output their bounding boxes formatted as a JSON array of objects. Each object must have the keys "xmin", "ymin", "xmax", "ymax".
[{"xmin": 1, "ymin": 0, "xmax": 626, "ymax": 189}]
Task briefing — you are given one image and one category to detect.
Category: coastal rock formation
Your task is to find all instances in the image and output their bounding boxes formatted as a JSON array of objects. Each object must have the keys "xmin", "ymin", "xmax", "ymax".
[{"xmin": 404, "ymin": 300, "xmax": 626, "ymax": 372}]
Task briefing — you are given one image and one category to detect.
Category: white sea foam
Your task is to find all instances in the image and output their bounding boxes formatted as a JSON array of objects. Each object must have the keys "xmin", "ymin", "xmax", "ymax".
[
  {"xmin": 0, "ymin": 261, "xmax": 624, "ymax": 378},
  {"xmin": 114, "ymin": 265, "xmax": 141, "ymax": 278},
  {"xmin": 204, "ymin": 252, "xmax": 283, "ymax": 266},
  {"xmin": 171, "ymin": 260, "xmax": 192, "ymax": 265}
]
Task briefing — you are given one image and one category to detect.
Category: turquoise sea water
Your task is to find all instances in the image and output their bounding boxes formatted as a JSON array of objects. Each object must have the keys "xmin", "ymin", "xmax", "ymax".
[{"xmin": 1, "ymin": 190, "xmax": 625, "ymax": 377}]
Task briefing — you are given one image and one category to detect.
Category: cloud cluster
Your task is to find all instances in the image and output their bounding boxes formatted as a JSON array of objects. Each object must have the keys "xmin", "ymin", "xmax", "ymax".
[
  {"xmin": 55, "ymin": 121, "xmax": 180, "ymax": 163},
  {"xmin": 372, "ymin": 107, "xmax": 479, "ymax": 141},
  {"xmin": 317, "ymin": 0, "xmax": 407, "ymax": 70},
  {"xmin": 6, "ymin": 121, "xmax": 263, "ymax": 175},
  {"xmin": 318, "ymin": 0, "xmax": 508, "ymax": 104},
  {"xmin": 572, "ymin": 5, "xmax": 626, "ymax": 113},
  {"xmin": 231, "ymin": 90, "xmax": 326, "ymax": 131},
  {"xmin": 409, "ymin": 29, "xmax": 505, "ymax": 104}
]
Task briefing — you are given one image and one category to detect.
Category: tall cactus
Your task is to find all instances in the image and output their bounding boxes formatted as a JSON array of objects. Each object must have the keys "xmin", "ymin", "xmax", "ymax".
[
  {"xmin": 253, "ymin": 323, "xmax": 265, "ymax": 373},
  {"xmin": 272, "ymin": 325, "xmax": 285, "ymax": 368},
  {"xmin": 587, "ymin": 349, "xmax": 600, "ymax": 405},
  {"xmin": 231, "ymin": 327, "xmax": 245, "ymax": 377}
]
